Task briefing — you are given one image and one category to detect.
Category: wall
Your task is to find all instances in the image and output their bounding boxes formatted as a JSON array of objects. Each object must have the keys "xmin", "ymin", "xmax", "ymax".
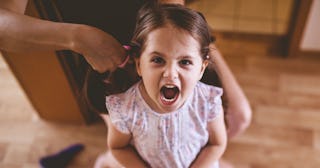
[{"xmin": 300, "ymin": 0, "xmax": 320, "ymax": 51}]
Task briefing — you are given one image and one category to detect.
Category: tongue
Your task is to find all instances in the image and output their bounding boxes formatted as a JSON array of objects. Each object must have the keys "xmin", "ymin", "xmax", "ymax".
[{"xmin": 164, "ymin": 88, "xmax": 176, "ymax": 99}]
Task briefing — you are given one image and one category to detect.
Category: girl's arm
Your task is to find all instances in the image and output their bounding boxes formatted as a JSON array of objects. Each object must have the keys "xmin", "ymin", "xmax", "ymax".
[
  {"xmin": 209, "ymin": 43, "xmax": 252, "ymax": 139},
  {"xmin": 191, "ymin": 109, "xmax": 227, "ymax": 168},
  {"xmin": 105, "ymin": 115, "xmax": 148, "ymax": 167}
]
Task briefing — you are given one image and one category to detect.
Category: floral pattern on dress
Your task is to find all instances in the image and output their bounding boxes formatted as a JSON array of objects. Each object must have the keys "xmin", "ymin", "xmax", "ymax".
[{"xmin": 106, "ymin": 81, "xmax": 223, "ymax": 168}]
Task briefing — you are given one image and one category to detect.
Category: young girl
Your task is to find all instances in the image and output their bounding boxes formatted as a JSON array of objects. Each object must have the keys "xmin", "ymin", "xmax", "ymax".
[{"xmin": 95, "ymin": 3, "xmax": 227, "ymax": 168}]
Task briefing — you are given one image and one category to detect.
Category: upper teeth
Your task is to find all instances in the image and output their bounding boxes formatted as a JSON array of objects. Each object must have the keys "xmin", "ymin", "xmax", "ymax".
[{"xmin": 165, "ymin": 85, "xmax": 175, "ymax": 88}]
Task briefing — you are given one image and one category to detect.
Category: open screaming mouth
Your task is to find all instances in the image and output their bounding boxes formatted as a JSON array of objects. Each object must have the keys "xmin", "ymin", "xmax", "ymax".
[{"xmin": 160, "ymin": 85, "xmax": 179, "ymax": 105}]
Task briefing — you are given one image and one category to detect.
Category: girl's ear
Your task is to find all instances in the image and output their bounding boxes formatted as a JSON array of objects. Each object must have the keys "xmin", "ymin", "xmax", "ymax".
[
  {"xmin": 135, "ymin": 58, "xmax": 142, "ymax": 77},
  {"xmin": 199, "ymin": 60, "xmax": 209, "ymax": 80}
]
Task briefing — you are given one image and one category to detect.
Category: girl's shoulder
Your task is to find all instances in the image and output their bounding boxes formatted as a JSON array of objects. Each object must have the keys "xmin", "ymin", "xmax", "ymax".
[
  {"xmin": 105, "ymin": 82, "xmax": 141, "ymax": 134},
  {"xmin": 192, "ymin": 82, "xmax": 224, "ymax": 121},
  {"xmin": 195, "ymin": 81, "xmax": 223, "ymax": 99}
]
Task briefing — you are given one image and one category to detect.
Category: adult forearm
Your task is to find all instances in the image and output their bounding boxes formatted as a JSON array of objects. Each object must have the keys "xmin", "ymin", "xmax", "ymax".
[
  {"xmin": 210, "ymin": 44, "xmax": 252, "ymax": 138},
  {"xmin": 0, "ymin": 8, "xmax": 77, "ymax": 53},
  {"xmin": 211, "ymin": 44, "xmax": 249, "ymax": 111},
  {"xmin": 159, "ymin": 0, "xmax": 185, "ymax": 5},
  {"xmin": 0, "ymin": 0, "xmax": 28, "ymax": 13},
  {"xmin": 111, "ymin": 146, "xmax": 147, "ymax": 168}
]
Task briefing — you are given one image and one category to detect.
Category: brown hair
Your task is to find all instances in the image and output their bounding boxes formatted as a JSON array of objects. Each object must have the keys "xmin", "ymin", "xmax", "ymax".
[
  {"xmin": 130, "ymin": 3, "xmax": 213, "ymax": 60},
  {"xmin": 84, "ymin": 3, "xmax": 216, "ymax": 115}
]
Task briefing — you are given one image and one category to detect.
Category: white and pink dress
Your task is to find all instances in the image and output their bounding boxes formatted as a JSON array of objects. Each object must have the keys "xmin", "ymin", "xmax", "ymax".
[{"xmin": 106, "ymin": 81, "xmax": 223, "ymax": 168}]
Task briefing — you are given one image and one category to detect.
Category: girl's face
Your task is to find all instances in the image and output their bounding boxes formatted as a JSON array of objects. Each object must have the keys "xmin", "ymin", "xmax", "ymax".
[{"xmin": 135, "ymin": 25, "xmax": 208, "ymax": 113}]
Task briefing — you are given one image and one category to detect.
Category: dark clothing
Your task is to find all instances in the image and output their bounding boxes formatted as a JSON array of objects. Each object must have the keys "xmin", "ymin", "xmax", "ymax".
[{"xmin": 54, "ymin": 0, "xmax": 146, "ymax": 44}]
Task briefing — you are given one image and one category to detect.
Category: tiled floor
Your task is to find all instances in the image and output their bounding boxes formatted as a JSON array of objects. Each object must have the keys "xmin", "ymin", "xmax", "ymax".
[{"xmin": 187, "ymin": 0, "xmax": 294, "ymax": 35}]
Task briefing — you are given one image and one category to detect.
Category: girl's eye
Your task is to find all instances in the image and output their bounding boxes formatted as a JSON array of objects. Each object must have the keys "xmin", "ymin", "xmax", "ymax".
[
  {"xmin": 151, "ymin": 57, "xmax": 164, "ymax": 64},
  {"xmin": 180, "ymin": 59, "xmax": 192, "ymax": 65}
]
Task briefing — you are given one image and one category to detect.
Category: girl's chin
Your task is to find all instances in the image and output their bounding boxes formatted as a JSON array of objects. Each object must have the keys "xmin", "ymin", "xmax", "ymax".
[{"xmin": 159, "ymin": 106, "xmax": 179, "ymax": 113}]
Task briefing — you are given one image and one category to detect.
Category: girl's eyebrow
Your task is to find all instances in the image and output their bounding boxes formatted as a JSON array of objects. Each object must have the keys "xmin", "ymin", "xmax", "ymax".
[
  {"xmin": 150, "ymin": 51, "xmax": 195, "ymax": 59},
  {"xmin": 179, "ymin": 55, "xmax": 194, "ymax": 59},
  {"xmin": 150, "ymin": 51, "xmax": 164, "ymax": 56}
]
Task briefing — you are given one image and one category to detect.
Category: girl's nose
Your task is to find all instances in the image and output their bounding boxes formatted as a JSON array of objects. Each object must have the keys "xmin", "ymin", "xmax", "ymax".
[{"xmin": 163, "ymin": 64, "xmax": 178, "ymax": 80}]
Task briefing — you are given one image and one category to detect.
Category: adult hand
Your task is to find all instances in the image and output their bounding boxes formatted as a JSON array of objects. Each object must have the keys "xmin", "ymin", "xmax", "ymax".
[
  {"xmin": 72, "ymin": 25, "xmax": 126, "ymax": 73},
  {"xmin": 0, "ymin": 5, "xmax": 125, "ymax": 74}
]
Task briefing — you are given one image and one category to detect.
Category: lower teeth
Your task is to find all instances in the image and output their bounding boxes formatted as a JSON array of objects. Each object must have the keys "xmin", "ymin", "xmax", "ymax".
[{"xmin": 163, "ymin": 97, "xmax": 174, "ymax": 102}]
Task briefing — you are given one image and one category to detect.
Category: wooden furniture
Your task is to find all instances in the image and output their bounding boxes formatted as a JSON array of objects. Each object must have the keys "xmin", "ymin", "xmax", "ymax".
[
  {"xmin": 2, "ymin": 0, "xmax": 142, "ymax": 123},
  {"xmin": 2, "ymin": 0, "xmax": 92, "ymax": 123}
]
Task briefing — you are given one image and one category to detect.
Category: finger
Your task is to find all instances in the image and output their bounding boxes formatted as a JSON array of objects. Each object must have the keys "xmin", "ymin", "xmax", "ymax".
[
  {"xmin": 95, "ymin": 57, "xmax": 116, "ymax": 73},
  {"xmin": 84, "ymin": 56, "xmax": 100, "ymax": 72}
]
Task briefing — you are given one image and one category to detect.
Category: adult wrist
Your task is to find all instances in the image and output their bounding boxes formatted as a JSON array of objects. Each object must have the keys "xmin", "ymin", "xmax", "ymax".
[{"xmin": 67, "ymin": 23, "xmax": 88, "ymax": 53}]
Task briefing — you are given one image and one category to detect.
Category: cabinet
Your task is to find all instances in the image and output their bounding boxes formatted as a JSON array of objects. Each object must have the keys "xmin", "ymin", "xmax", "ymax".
[{"xmin": 2, "ymin": 0, "xmax": 91, "ymax": 123}]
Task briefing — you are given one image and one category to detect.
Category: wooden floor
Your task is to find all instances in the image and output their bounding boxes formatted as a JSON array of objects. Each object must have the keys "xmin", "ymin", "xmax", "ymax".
[
  {"xmin": 0, "ymin": 55, "xmax": 108, "ymax": 167},
  {"xmin": 216, "ymin": 33, "xmax": 320, "ymax": 168},
  {"xmin": 1, "ymin": 33, "xmax": 320, "ymax": 168}
]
